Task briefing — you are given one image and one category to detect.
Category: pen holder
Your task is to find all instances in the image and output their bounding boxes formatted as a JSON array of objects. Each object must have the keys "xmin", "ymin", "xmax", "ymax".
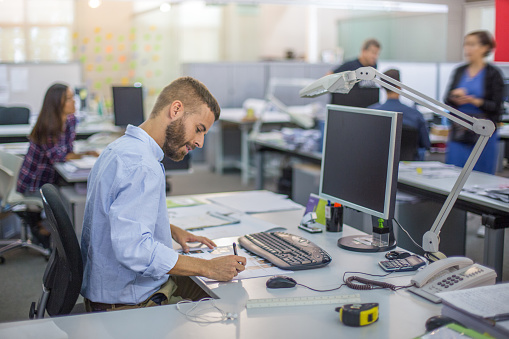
[
  {"xmin": 372, "ymin": 226, "xmax": 390, "ymax": 247},
  {"xmin": 326, "ymin": 206, "xmax": 343, "ymax": 232}
]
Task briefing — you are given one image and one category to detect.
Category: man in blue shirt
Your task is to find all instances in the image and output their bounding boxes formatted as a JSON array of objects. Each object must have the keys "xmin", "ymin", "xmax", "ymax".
[
  {"xmin": 81, "ymin": 77, "xmax": 246, "ymax": 312},
  {"xmin": 369, "ymin": 69, "xmax": 431, "ymax": 160},
  {"xmin": 329, "ymin": 38, "xmax": 381, "ymax": 107}
]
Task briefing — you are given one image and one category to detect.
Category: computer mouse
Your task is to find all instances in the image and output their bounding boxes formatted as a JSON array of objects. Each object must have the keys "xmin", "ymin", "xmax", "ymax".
[
  {"xmin": 385, "ymin": 250, "xmax": 411, "ymax": 260},
  {"xmin": 266, "ymin": 276, "xmax": 297, "ymax": 289},
  {"xmin": 425, "ymin": 315, "xmax": 457, "ymax": 332}
]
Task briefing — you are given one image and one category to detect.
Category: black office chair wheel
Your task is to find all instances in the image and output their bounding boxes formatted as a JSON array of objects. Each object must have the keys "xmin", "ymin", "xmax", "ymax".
[
  {"xmin": 29, "ymin": 302, "xmax": 36, "ymax": 319},
  {"xmin": 0, "ymin": 256, "xmax": 5, "ymax": 264}
]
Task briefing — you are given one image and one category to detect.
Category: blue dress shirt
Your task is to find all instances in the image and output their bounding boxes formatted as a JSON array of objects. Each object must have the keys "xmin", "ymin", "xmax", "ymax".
[{"xmin": 81, "ymin": 125, "xmax": 178, "ymax": 304}]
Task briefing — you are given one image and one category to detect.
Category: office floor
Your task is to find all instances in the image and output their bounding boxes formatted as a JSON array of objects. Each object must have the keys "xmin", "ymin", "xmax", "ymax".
[{"xmin": 1, "ymin": 163, "xmax": 508, "ymax": 323}]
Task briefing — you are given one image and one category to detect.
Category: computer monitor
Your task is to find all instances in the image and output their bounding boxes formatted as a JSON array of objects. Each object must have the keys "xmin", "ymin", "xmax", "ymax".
[
  {"xmin": 112, "ymin": 86, "xmax": 144, "ymax": 127},
  {"xmin": 330, "ymin": 86, "xmax": 379, "ymax": 108},
  {"xmin": 319, "ymin": 104, "xmax": 402, "ymax": 252}
]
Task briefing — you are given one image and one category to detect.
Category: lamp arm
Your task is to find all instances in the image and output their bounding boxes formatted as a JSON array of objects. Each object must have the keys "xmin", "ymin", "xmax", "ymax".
[
  {"xmin": 355, "ymin": 67, "xmax": 493, "ymax": 136},
  {"xmin": 354, "ymin": 67, "xmax": 496, "ymax": 254},
  {"xmin": 422, "ymin": 135, "xmax": 491, "ymax": 252}
]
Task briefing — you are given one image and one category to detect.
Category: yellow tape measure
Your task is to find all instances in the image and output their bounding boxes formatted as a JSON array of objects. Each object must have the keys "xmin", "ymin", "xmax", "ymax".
[{"xmin": 336, "ymin": 303, "xmax": 379, "ymax": 327}]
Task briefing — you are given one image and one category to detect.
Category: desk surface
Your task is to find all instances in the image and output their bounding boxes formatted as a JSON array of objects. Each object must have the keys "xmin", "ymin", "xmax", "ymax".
[
  {"xmin": 0, "ymin": 191, "xmax": 441, "ymax": 338},
  {"xmin": 398, "ymin": 165, "xmax": 509, "ymax": 215},
  {"xmin": 0, "ymin": 120, "xmax": 121, "ymax": 138}
]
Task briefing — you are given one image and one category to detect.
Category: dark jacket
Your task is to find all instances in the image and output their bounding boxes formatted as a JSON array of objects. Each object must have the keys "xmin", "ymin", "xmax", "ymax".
[{"xmin": 444, "ymin": 63, "xmax": 505, "ymax": 123}]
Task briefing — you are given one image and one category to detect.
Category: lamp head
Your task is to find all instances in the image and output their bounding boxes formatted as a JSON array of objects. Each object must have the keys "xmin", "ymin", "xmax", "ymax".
[{"xmin": 299, "ymin": 71, "xmax": 358, "ymax": 98}]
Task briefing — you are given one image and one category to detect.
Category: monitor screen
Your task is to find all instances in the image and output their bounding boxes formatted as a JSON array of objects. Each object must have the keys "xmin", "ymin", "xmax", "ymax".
[
  {"xmin": 319, "ymin": 105, "xmax": 402, "ymax": 220},
  {"xmin": 112, "ymin": 86, "xmax": 144, "ymax": 127},
  {"xmin": 330, "ymin": 86, "xmax": 379, "ymax": 108}
]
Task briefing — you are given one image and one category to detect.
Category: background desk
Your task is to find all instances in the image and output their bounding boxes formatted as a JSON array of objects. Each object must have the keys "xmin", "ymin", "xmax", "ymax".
[
  {"xmin": 0, "ymin": 121, "xmax": 120, "ymax": 144},
  {"xmin": 0, "ymin": 191, "xmax": 440, "ymax": 338},
  {"xmin": 213, "ymin": 108, "xmax": 291, "ymax": 185}
]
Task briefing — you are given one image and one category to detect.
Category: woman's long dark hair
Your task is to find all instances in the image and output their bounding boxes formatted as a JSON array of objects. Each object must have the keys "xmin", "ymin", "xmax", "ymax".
[{"xmin": 29, "ymin": 83, "xmax": 68, "ymax": 145}]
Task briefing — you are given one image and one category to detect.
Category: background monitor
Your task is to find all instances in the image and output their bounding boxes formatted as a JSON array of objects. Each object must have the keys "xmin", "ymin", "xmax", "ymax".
[
  {"xmin": 330, "ymin": 86, "xmax": 379, "ymax": 108},
  {"xmin": 319, "ymin": 104, "xmax": 402, "ymax": 252},
  {"xmin": 112, "ymin": 86, "xmax": 144, "ymax": 127}
]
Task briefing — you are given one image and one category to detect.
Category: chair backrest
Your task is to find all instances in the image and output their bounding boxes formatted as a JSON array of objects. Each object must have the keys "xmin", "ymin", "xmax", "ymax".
[
  {"xmin": 40, "ymin": 184, "xmax": 83, "ymax": 316},
  {"xmin": 0, "ymin": 106, "xmax": 30, "ymax": 125},
  {"xmin": 400, "ymin": 125, "xmax": 420, "ymax": 161},
  {"xmin": 0, "ymin": 151, "xmax": 24, "ymax": 208}
]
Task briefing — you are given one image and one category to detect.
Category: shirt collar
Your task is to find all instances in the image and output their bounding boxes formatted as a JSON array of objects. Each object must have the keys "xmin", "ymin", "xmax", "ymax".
[{"xmin": 125, "ymin": 125, "xmax": 164, "ymax": 162}]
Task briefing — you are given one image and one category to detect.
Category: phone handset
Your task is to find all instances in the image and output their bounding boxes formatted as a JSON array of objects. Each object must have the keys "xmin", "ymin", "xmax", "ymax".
[{"xmin": 411, "ymin": 256, "xmax": 474, "ymax": 287}]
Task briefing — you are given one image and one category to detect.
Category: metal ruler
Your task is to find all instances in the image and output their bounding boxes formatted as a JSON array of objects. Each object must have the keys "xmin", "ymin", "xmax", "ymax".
[{"xmin": 246, "ymin": 294, "xmax": 361, "ymax": 308}]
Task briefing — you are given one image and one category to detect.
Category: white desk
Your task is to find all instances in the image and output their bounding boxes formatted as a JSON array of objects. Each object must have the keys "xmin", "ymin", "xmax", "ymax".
[
  {"xmin": 0, "ymin": 192, "xmax": 441, "ymax": 338},
  {"xmin": 0, "ymin": 121, "xmax": 120, "ymax": 142}
]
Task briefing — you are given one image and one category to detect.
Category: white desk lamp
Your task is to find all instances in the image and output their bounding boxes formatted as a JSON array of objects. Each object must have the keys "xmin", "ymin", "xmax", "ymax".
[{"xmin": 300, "ymin": 67, "xmax": 495, "ymax": 260}]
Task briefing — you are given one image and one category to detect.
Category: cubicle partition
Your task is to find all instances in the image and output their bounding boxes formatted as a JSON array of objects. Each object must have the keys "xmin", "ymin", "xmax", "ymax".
[{"xmin": 182, "ymin": 62, "xmax": 332, "ymax": 108}]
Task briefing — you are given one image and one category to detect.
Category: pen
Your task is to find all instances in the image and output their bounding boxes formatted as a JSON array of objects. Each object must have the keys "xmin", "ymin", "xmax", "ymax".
[{"xmin": 233, "ymin": 242, "xmax": 243, "ymax": 266}]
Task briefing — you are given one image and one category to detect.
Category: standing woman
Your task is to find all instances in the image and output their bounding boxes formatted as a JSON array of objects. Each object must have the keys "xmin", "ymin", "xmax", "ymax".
[
  {"xmin": 16, "ymin": 83, "xmax": 79, "ymax": 247},
  {"xmin": 445, "ymin": 30, "xmax": 505, "ymax": 174}
]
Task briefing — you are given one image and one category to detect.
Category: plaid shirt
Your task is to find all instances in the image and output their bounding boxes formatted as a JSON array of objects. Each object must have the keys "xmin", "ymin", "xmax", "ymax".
[{"xmin": 17, "ymin": 115, "xmax": 77, "ymax": 194}]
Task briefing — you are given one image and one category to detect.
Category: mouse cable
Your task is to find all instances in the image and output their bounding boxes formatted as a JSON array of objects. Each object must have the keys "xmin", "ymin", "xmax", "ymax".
[
  {"xmin": 295, "ymin": 283, "xmax": 346, "ymax": 292},
  {"xmin": 393, "ymin": 218, "xmax": 424, "ymax": 251}
]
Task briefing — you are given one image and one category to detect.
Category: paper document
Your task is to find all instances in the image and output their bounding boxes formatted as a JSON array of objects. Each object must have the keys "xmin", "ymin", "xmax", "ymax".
[
  {"xmin": 170, "ymin": 211, "xmax": 240, "ymax": 230},
  {"xmin": 438, "ymin": 284, "xmax": 509, "ymax": 318},
  {"xmin": 399, "ymin": 161, "xmax": 453, "ymax": 170},
  {"xmin": 166, "ymin": 197, "xmax": 204, "ymax": 209},
  {"xmin": 208, "ymin": 191, "xmax": 302, "ymax": 214},
  {"xmin": 68, "ymin": 156, "xmax": 97, "ymax": 169},
  {"xmin": 463, "ymin": 184, "xmax": 509, "ymax": 203},
  {"xmin": 178, "ymin": 244, "xmax": 292, "ymax": 282}
]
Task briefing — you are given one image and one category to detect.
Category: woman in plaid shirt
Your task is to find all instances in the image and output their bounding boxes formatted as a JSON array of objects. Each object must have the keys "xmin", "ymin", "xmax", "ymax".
[{"xmin": 16, "ymin": 83, "xmax": 79, "ymax": 248}]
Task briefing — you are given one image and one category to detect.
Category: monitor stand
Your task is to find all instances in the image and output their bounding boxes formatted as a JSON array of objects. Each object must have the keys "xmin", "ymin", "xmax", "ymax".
[{"xmin": 337, "ymin": 235, "xmax": 396, "ymax": 253}]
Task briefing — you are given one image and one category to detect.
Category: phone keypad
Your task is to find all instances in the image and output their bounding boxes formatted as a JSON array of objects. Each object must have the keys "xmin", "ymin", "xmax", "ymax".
[{"xmin": 379, "ymin": 256, "xmax": 425, "ymax": 272}]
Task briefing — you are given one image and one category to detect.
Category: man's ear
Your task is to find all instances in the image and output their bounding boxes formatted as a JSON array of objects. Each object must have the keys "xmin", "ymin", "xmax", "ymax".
[{"xmin": 169, "ymin": 100, "xmax": 184, "ymax": 120}]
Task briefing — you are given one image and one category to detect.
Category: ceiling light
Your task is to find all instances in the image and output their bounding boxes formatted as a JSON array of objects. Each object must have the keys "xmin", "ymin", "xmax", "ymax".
[
  {"xmin": 160, "ymin": 3, "xmax": 171, "ymax": 12},
  {"xmin": 88, "ymin": 0, "xmax": 102, "ymax": 9}
]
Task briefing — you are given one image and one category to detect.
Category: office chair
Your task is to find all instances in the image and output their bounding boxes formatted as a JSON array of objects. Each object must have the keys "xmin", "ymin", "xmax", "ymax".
[
  {"xmin": 0, "ymin": 151, "xmax": 50, "ymax": 263},
  {"xmin": 400, "ymin": 125, "xmax": 420, "ymax": 161},
  {"xmin": 30, "ymin": 184, "xmax": 83, "ymax": 319},
  {"xmin": 0, "ymin": 106, "xmax": 30, "ymax": 125}
]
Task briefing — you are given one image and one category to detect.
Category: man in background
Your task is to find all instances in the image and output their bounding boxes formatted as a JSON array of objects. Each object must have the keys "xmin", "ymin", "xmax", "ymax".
[
  {"xmin": 369, "ymin": 69, "xmax": 430, "ymax": 160},
  {"xmin": 328, "ymin": 38, "xmax": 382, "ymax": 108}
]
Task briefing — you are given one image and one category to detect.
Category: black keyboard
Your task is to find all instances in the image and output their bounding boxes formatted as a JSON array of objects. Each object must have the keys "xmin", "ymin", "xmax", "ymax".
[{"xmin": 238, "ymin": 232, "xmax": 332, "ymax": 270}]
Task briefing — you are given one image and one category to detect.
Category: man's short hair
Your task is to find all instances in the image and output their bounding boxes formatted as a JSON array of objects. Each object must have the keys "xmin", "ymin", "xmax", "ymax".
[
  {"xmin": 382, "ymin": 69, "xmax": 400, "ymax": 93},
  {"xmin": 362, "ymin": 38, "xmax": 381, "ymax": 51},
  {"xmin": 150, "ymin": 77, "xmax": 220, "ymax": 120}
]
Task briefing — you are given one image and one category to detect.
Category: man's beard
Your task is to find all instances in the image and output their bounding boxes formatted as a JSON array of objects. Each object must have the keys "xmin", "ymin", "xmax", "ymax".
[{"xmin": 162, "ymin": 118, "xmax": 189, "ymax": 161}]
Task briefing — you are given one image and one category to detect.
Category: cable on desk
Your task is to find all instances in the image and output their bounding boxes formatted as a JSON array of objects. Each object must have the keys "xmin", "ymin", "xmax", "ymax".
[
  {"xmin": 393, "ymin": 218, "xmax": 424, "ymax": 251},
  {"xmin": 295, "ymin": 283, "xmax": 346, "ymax": 292},
  {"xmin": 341, "ymin": 271, "xmax": 413, "ymax": 291}
]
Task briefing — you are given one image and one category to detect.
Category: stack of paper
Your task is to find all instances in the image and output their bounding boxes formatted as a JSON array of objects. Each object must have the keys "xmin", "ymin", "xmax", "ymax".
[{"xmin": 437, "ymin": 284, "xmax": 509, "ymax": 338}]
